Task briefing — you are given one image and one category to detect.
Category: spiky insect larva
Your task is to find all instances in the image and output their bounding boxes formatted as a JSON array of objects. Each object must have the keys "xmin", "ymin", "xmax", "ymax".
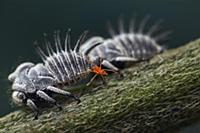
[
  {"xmin": 8, "ymin": 30, "xmax": 108, "ymax": 119},
  {"xmin": 80, "ymin": 16, "xmax": 170, "ymax": 72}
]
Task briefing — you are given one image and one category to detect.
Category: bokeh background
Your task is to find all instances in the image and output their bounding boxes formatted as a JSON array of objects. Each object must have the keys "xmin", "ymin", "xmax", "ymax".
[{"xmin": 0, "ymin": 0, "xmax": 200, "ymax": 131}]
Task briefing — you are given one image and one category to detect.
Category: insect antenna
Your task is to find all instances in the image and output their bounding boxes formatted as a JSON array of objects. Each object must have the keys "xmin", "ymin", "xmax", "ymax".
[
  {"xmin": 65, "ymin": 29, "xmax": 71, "ymax": 51},
  {"xmin": 74, "ymin": 30, "xmax": 88, "ymax": 52}
]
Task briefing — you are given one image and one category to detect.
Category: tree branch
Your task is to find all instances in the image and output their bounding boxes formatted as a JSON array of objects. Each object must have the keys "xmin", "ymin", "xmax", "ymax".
[{"xmin": 1, "ymin": 39, "xmax": 200, "ymax": 133}]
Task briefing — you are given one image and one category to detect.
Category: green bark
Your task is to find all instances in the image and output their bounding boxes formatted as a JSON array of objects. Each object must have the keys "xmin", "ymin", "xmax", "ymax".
[{"xmin": 0, "ymin": 39, "xmax": 200, "ymax": 133}]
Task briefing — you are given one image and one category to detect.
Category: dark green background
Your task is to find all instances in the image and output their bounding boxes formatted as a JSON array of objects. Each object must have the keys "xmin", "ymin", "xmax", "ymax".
[{"xmin": 0, "ymin": 0, "xmax": 199, "ymax": 122}]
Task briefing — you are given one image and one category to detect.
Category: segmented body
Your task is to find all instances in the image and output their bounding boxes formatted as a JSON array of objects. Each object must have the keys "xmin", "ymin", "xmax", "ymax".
[
  {"xmin": 40, "ymin": 46, "xmax": 92, "ymax": 87},
  {"xmin": 8, "ymin": 30, "xmax": 105, "ymax": 119},
  {"xmin": 80, "ymin": 16, "xmax": 169, "ymax": 70},
  {"xmin": 36, "ymin": 30, "xmax": 95, "ymax": 87}
]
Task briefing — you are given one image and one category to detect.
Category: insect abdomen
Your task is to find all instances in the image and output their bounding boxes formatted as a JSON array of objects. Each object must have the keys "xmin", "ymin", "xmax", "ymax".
[
  {"xmin": 118, "ymin": 33, "xmax": 163, "ymax": 60},
  {"xmin": 44, "ymin": 51, "xmax": 91, "ymax": 85},
  {"xmin": 36, "ymin": 30, "xmax": 93, "ymax": 87}
]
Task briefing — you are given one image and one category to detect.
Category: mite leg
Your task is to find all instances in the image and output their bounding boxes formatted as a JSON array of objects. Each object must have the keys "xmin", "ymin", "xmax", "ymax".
[
  {"xmin": 100, "ymin": 75, "xmax": 107, "ymax": 85},
  {"xmin": 26, "ymin": 99, "xmax": 39, "ymax": 120},
  {"xmin": 36, "ymin": 90, "xmax": 62, "ymax": 110},
  {"xmin": 47, "ymin": 86, "xmax": 81, "ymax": 104},
  {"xmin": 86, "ymin": 74, "xmax": 98, "ymax": 86}
]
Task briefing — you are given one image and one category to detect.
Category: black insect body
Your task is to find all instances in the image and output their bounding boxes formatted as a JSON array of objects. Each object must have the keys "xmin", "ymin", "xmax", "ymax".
[
  {"xmin": 8, "ymin": 30, "xmax": 108, "ymax": 119},
  {"xmin": 80, "ymin": 17, "xmax": 169, "ymax": 71}
]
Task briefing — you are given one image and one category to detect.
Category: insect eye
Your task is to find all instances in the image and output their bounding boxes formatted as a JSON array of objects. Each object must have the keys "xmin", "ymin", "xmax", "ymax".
[{"xmin": 18, "ymin": 93, "xmax": 25, "ymax": 100}]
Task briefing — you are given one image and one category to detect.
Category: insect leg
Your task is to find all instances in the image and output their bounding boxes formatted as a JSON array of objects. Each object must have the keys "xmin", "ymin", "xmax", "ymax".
[
  {"xmin": 26, "ymin": 99, "xmax": 39, "ymax": 120},
  {"xmin": 36, "ymin": 90, "xmax": 62, "ymax": 110},
  {"xmin": 101, "ymin": 59, "xmax": 123, "ymax": 77},
  {"xmin": 38, "ymin": 76, "xmax": 57, "ymax": 85},
  {"xmin": 47, "ymin": 86, "xmax": 81, "ymax": 104},
  {"xmin": 101, "ymin": 60, "xmax": 119, "ymax": 71},
  {"xmin": 114, "ymin": 56, "xmax": 138, "ymax": 62}
]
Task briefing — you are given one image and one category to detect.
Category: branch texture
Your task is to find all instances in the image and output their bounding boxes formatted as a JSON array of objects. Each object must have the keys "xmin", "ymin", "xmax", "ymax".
[{"xmin": 0, "ymin": 39, "xmax": 200, "ymax": 133}]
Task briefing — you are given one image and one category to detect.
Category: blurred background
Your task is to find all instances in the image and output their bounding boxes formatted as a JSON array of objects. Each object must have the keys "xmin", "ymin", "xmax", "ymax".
[{"xmin": 0, "ymin": 0, "xmax": 200, "ymax": 131}]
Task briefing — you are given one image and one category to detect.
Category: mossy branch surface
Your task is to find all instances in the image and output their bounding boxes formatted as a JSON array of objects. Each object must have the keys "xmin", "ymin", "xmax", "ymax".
[{"xmin": 1, "ymin": 39, "xmax": 200, "ymax": 133}]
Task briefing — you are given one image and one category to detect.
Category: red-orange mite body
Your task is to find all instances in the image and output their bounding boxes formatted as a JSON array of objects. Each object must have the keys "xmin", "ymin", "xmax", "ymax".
[{"xmin": 91, "ymin": 65, "xmax": 108, "ymax": 76}]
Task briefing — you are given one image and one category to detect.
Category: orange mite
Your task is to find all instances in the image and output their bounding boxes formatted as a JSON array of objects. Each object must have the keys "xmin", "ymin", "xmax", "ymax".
[{"xmin": 86, "ymin": 65, "xmax": 108, "ymax": 86}]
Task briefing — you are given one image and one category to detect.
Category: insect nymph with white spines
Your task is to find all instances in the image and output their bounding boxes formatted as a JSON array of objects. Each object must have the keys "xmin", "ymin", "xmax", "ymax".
[
  {"xmin": 80, "ymin": 16, "xmax": 170, "ymax": 71},
  {"xmin": 8, "ymin": 30, "xmax": 108, "ymax": 119}
]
